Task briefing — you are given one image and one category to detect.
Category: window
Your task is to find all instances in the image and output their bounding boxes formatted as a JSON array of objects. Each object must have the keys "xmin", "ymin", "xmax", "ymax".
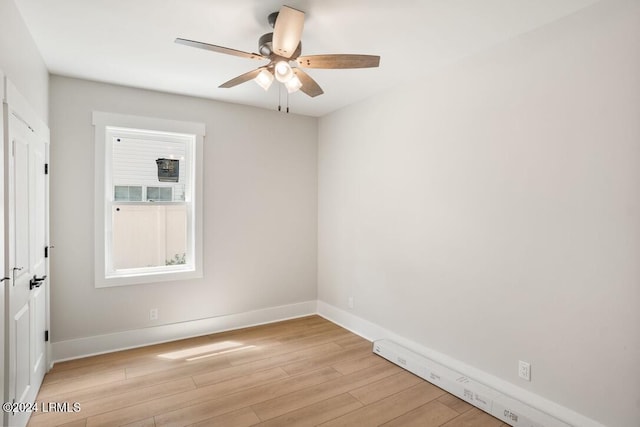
[{"xmin": 93, "ymin": 112, "xmax": 204, "ymax": 287}]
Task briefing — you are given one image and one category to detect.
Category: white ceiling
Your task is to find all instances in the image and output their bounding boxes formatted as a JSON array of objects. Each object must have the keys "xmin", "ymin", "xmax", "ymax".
[{"xmin": 14, "ymin": 0, "xmax": 599, "ymax": 117}]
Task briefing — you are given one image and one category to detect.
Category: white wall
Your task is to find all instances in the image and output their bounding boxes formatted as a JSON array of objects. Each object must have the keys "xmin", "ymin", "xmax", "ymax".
[
  {"xmin": 49, "ymin": 76, "xmax": 318, "ymax": 342},
  {"xmin": 318, "ymin": 1, "xmax": 640, "ymax": 426},
  {"xmin": 0, "ymin": 0, "xmax": 48, "ymax": 122}
]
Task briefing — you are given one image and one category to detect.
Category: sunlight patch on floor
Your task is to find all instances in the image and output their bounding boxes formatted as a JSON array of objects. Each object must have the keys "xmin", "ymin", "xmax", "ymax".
[
  {"xmin": 186, "ymin": 345, "xmax": 257, "ymax": 361},
  {"xmin": 158, "ymin": 340, "xmax": 254, "ymax": 360}
]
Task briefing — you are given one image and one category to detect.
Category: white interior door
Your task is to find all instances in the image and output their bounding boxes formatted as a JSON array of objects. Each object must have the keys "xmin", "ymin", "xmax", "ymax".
[{"xmin": 4, "ymin": 89, "xmax": 49, "ymax": 427}]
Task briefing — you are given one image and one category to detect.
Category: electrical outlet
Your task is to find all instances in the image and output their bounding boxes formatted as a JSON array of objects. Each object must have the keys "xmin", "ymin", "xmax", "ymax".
[
  {"xmin": 149, "ymin": 308, "xmax": 158, "ymax": 321},
  {"xmin": 348, "ymin": 297, "xmax": 354, "ymax": 309},
  {"xmin": 518, "ymin": 360, "xmax": 531, "ymax": 381}
]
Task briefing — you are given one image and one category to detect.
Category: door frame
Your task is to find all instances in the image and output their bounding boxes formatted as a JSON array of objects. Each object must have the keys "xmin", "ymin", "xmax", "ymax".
[
  {"xmin": 0, "ymin": 69, "xmax": 5, "ymax": 411},
  {"xmin": 2, "ymin": 76, "xmax": 51, "ymax": 426}
]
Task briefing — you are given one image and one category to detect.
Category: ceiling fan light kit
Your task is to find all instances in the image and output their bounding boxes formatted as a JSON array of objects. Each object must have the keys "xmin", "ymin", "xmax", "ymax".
[
  {"xmin": 255, "ymin": 69, "xmax": 274, "ymax": 91},
  {"xmin": 284, "ymin": 75, "xmax": 303, "ymax": 93},
  {"xmin": 274, "ymin": 61, "xmax": 294, "ymax": 83},
  {"xmin": 175, "ymin": 4, "xmax": 380, "ymax": 107}
]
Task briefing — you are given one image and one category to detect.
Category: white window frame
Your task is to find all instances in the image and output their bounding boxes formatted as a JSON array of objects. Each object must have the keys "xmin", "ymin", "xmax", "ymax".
[{"xmin": 93, "ymin": 112, "xmax": 204, "ymax": 287}]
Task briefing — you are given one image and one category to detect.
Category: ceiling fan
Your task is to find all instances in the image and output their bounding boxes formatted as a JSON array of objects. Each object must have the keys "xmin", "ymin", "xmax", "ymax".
[{"xmin": 175, "ymin": 5, "xmax": 380, "ymax": 98}]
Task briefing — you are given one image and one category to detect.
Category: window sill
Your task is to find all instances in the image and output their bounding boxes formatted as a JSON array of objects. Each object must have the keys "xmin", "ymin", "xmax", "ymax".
[{"xmin": 96, "ymin": 266, "xmax": 203, "ymax": 288}]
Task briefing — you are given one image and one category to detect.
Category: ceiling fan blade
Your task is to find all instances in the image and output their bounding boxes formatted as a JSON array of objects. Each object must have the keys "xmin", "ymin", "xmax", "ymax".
[
  {"xmin": 272, "ymin": 6, "xmax": 305, "ymax": 58},
  {"xmin": 175, "ymin": 38, "xmax": 266, "ymax": 61},
  {"xmin": 293, "ymin": 69, "xmax": 324, "ymax": 98},
  {"xmin": 219, "ymin": 68, "xmax": 264, "ymax": 88},
  {"xmin": 297, "ymin": 54, "xmax": 380, "ymax": 69}
]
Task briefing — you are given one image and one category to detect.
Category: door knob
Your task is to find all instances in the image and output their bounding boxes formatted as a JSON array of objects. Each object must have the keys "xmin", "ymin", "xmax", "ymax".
[{"xmin": 29, "ymin": 275, "xmax": 47, "ymax": 290}]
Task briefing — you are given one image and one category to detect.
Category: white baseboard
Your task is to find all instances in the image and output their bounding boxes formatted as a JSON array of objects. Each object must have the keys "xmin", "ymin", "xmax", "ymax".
[
  {"xmin": 52, "ymin": 300, "xmax": 317, "ymax": 362},
  {"xmin": 51, "ymin": 299, "xmax": 603, "ymax": 427},
  {"xmin": 316, "ymin": 300, "xmax": 604, "ymax": 427}
]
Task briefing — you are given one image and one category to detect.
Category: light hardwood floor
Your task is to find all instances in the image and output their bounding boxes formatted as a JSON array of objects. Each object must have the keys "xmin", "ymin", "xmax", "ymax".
[{"xmin": 28, "ymin": 316, "xmax": 507, "ymax": 427}]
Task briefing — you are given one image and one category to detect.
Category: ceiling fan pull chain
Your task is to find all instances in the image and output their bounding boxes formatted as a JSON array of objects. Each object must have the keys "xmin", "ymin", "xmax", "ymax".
[
  {"xmin": 278, "ymin": 84, "xmax": 282, "ymax": 111},
  {"xmin": 286, "ymin": 91, "xmax": 290, "ymax": 114}
]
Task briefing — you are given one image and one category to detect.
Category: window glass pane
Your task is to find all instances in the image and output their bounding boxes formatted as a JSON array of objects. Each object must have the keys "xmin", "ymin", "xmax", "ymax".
[
  {"xmin": 146, "ymin": 186, "xmax": 159, "ymax": 201},
  {"xmin": 114, "ymin": 186, "xmax": 128, "ymax": 201},
  {"xmin": 160, "ymin": 187, "xmax": 172, "ymax": 201},
  {"xmin": 129, "ymin": 186, "xmax": 142, "ymax": 201},
  {"xmin": 112, "ymin": 136, "xmax": 187, "ymax": 196},
  {"xmin": 174, "ymin": 184, "xmax": 186, "ymax": 201},
  {"xmin": 112, "ymin": 204, "xmax": 187, "ymax": 270}
]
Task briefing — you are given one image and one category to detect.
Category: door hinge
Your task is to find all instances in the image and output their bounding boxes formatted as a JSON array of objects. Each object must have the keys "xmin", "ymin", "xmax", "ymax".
[
  {"xmin": 45, "ymin": 246, "xmax": 48, "ymax": 258},
  {"xmin": 45, "ymin": 330, "xmax": 49, "ymax": 342},
  {"xmin": 44, "ymin": 163, "xmax": 49, "ymax": 174}
]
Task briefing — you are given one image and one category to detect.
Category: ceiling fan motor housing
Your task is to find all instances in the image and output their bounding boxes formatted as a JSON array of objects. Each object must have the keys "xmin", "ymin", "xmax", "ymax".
[
  {"xmin": 259, "ymin": 33, "xmax": 301, "ymax": 59},
  {"xmin": 259, "ymin": 33, "xmax": 273, "ymax": 56}
]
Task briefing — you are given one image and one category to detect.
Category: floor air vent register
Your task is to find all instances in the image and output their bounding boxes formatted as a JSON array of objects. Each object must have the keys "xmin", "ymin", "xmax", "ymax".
[{"xmin": 372, "ymin": 340, "xmax": 572, "ymax": 427}]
